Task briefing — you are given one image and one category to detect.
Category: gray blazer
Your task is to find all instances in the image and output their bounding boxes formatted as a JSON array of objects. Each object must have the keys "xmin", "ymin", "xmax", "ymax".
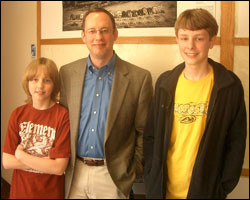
[{"xmin": 59, "ymin": 56, "xmax": 153, "ymax": 197}]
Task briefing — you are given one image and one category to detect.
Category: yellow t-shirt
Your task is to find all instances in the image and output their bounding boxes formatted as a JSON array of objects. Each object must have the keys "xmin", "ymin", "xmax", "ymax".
[{"xmin": 166, "ymin": 68, "xmax": 214, "ymax": 199}]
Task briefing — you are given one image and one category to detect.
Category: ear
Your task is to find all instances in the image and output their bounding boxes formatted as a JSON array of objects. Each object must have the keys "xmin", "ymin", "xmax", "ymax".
[
  {"xmin": 209, "ymin": 36, "xmax": 216, "ymax": 49},
  {"xmin": 113, "ymin": 29, "xmax": 118, "ymax": 42},
  {"xmin": 81, "ymin": 31, "xmax": 86, "ymax": 43},
  {"xmin": 176, "ymin": 36, "xmax": 179, "ymax": 44}
]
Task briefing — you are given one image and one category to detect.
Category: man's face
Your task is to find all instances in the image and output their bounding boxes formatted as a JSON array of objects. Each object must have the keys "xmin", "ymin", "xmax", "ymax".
[
  {"xmin": 82, "ymin": 12, "xmax": 118, "ymax": 63},
  {"xmin": 177, "ymin": 29, "xmax": 216, "ymax": 67}
]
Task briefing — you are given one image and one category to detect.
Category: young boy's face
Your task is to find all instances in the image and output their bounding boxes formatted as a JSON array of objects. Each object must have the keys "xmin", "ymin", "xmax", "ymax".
[
  {"xmin": 28, "ymin": 69, "xmax": 54, "ymax": 105},
  {"xmin": 176, "ymin": 29, "xmax": 216, "ymax": 67}
]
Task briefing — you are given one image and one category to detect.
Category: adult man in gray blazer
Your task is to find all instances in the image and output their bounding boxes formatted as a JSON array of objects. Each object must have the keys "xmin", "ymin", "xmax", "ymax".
[{"xmin": 59, "ymin": 8, "xmax": 153, "ymax": 199}]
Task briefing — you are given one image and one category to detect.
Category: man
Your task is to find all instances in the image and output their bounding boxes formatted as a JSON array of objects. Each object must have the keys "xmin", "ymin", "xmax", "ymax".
[
  {"xmin": 143, "ymin": 8, "xmax": 246, "ymax": 199},
  {"xmin": 59, "ymin": 8, "xmax": 153, "ymax": 199}
]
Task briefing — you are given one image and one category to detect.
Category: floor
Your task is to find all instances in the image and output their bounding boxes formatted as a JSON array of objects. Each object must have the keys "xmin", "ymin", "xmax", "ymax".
[
  {"xmin": 1, "ymin": 176, "xmax": 248, "ymax": 199},
  {"xmin": 1, "ymin": 178, "xmax": 10, "ymax": 199},
  {"xmin": 227, "ymin": 176, "xmax": 249, "ymax": 199}
]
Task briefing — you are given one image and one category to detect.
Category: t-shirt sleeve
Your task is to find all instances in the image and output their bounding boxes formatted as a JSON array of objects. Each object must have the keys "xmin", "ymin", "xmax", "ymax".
[
  {"xmin": 2, "ymin": 109, "xmax": 20, "ymax": 155},
  {"xmin": 49, "ymin": 108, "xmax": 71, "ymax": 159}
]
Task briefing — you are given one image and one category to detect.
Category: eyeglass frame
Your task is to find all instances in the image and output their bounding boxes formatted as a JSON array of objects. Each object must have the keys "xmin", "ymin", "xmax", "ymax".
[{"xmin": 84, "ymin": 28, "xmax": 114, "ymax": 36}]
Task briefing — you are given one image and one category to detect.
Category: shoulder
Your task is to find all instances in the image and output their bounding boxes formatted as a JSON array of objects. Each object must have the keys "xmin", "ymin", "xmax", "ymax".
[
  {"xmin": 7, "ymin": 104, "xmax": 31, "ymax": 123},
  {"xmin": 11, "ymin": 104, "xmax": 31, "ymax": 115},
  {"xmin": 209, "ymin": 58, "xmax": 243, "ymax": 88},
  {"xmin": 53, "ymin": 103, "xmax": 69, "ymax": 114},
  {"xmin": 60, "ymin": 58, "xmax": 87, "ymax": 72},
  {"xmin": 116, "ymin": 56, "xmax": 151, "ymax": 76},
  {"xmin": 156, "ymin": 62, "xmax": 185, "ymax": 87},
  {"xmin": 49, "ymin": 104, "xmax": 69, "ymax": 123}
]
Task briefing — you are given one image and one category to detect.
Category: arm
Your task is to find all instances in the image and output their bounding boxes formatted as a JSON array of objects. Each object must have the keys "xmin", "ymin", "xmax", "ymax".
[
  {"xmin": 15, "ymin": 145, "xmax": 69, "ymax": 175},
  {"xmin": 134, "ymin": 72, "xmax": 153, "ymax": 177},
  {"xmin": 59, "ymin": 67, "xmax": 67, "ymax": 107},
  {"xmin": 143, "ymin": 76, "xmax": 162, "ymax": 176},
  {"xmin": 2, "ymin": 152, "xmax": 30, "ymax": 170},
  {"xmin": 143, "ymin": 94, "xmax": 156, "ymax": 176},
  {"xmin": 221, "ymin": 82, "xmax": 247, "ymax": 194}
]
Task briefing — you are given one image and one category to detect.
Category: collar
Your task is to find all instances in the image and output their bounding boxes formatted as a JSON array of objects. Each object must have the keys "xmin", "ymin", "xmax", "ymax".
[
  {"xmin": 159, "ymin": 58, "xmax": 235, "ymax": 94},
  {"xmin": 87, "ymin": 52, "xmax": 116, "ymax": 75}
]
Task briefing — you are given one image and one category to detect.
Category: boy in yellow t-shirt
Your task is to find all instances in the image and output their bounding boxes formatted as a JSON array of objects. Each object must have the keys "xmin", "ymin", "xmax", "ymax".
[{"xmin": 144, "ymin": 8, "xmax": 246, "ymax": 199}]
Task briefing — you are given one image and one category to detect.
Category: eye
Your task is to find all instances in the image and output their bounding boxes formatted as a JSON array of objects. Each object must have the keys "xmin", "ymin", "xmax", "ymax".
[
  {"xmin": 100, "ymin": 28, "xmax": 109, "ymax": 34},
  {"xmin": 180, "ymin": 37, "xmax": 188, "ymax": 41},
  {"xmin": 196, "ymin": 37, "xmax": 204, "ymax": 41},
  {"xmin": 87, "ymin": 29, "xmax": 96, "ymax": 34},
  {"xmin": 32, "ymin": 78, "xmax": 39, "ymax": 82},
  {"xmin": 44, "ymin": 79, "xmax": 51, "ymax": 83}
]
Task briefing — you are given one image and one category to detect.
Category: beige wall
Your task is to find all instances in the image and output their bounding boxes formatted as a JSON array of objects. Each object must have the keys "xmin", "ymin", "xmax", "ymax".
[
  {"xmin": 41, "ymin": 44, "xmax": 220, "ymax": 87},
  {"xmin": 1, "ymin": 1, "xmax": 249, "ymax": 188},
  {"xmin": 234, "ymin": 46, "xmax": 249, "ymax": 169},
  {"xmin": 1, "ymin": 1, "xmax": 37, "ymax": 182}
]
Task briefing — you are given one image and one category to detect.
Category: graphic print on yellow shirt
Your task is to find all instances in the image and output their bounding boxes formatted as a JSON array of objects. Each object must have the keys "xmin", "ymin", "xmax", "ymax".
[{"xmin": 166, "ymin": 68, "xmax": 214, "ymax": 199}]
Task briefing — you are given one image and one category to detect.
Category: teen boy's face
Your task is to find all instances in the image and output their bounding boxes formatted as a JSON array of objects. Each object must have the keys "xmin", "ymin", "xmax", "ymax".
[
  {"xmin": 177, "ymin": 29, "xmax": 216, "ymax": 67},
  {"xmin": 29, "ymin": 70, "xmax": 54, "ymax": 104}
]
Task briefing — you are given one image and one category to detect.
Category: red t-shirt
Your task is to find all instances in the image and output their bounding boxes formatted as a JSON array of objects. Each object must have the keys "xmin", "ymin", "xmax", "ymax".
[{"xmin": 2, "ymin": 103, "xmax": 71, "ymax": 199}]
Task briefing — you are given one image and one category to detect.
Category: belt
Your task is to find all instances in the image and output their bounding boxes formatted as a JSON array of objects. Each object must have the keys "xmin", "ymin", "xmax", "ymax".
[{"xmin": 77, "ymin": 156, "xmax": 104, "ymax": 166}]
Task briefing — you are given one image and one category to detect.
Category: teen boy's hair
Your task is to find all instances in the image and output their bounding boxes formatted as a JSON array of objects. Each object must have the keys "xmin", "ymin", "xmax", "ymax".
[
  {"xmin": 22, "ymin": 57, "xmax": 59, "ymax": 104},
  {"xmin": 175, "ymin": 8, "xmax": 218, "ymax": 39}
]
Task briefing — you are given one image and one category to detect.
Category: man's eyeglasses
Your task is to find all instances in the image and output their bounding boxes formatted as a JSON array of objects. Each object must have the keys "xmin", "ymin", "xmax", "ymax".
[{"xmin": 85, "ymin": 28, "xmax": 113, "ymax": 36}]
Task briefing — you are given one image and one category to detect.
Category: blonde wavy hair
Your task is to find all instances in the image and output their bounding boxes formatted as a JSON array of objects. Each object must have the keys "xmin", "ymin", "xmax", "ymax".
[{"xmin": 22, "ymin": 57, "xmax": 59, "ymax": 104}]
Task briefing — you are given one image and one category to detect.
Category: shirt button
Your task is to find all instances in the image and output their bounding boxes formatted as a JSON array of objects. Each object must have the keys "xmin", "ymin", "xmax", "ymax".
[
  {"xmin": 98, "ymin": 77, "xmax": 102, "ymax": 80},
  {"xmin": 90, "ymin": 146, "xmax": 94, "ymax": 150},
  {"xmin": 91, "ymin": 129, "xmax": 95, "ymax": 132},
  {"xmin": 96, "ymin": 93, "xmax": 99, "ymax": 97},
  {"xmin": 93, "ymin": 111, "xmax": 97, "ymax": 115}
]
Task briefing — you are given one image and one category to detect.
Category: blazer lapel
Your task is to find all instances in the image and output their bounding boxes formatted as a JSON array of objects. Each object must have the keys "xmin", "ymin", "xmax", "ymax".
[
  {"xmin": 70, "ymin": 59, "xmax": 87, "ymax": 156},
  {"xmin": 105, "ymin": 57, "xmax": 129, "ymax": 142}
]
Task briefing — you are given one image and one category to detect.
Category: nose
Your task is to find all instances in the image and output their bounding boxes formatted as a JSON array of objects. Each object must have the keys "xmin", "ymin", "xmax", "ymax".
[
  {"xmin": 95, "ymin": 31, "xmax": 103, "ymax": 40},
  {"xmin": 37, "ymin": 79, "xmax": 44, "ymax": 88},
  {"xmin": 187, "ymin": 39, "xmax": 195, "ymax": 49}
]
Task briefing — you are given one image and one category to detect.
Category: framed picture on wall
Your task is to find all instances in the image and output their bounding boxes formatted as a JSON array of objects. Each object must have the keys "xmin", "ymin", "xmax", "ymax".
[
  {"xmin": 41, "ymin": 1, "xmax": 179, "ymax": 39},
  {"xmin": 62, "ymin": 1, "xmax": 177, "ymax": 31},
  {"xmin": 39, "ymin": 1, "xmax": 217, "ymax": 44}
]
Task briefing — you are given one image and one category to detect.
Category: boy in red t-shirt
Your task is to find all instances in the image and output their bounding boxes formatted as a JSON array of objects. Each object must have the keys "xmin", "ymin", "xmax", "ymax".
[{"xmin": 2, "ymin": 57, "xmax": 71, "ymax": 199}]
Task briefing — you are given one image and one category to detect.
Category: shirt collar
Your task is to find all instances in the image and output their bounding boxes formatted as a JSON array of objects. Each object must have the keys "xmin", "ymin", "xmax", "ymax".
[{"xmin": 87, "ymin": 51, "xmax": 116, "ymax": 75}]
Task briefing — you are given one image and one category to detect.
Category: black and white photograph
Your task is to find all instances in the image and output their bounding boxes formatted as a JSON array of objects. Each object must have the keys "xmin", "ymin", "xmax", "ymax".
[{"xmin": 63, "ymin": 1, "xmax": 177, "ymax": 31}]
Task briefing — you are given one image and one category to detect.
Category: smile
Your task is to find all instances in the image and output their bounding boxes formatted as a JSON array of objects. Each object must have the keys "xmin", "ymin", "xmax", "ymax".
[
  {"xmin": 93, "ymin": 44, "xmax": 105, "ymax": 47},
  {"xmin": 35, "ymin": 91, "xmax": 45, "ymax": 95},
  {"xmin": 185, "ymin": 52, "xmax": 199, "ymax": 58},
  {"xmin": 185, "ymin": 53, "xmax": 198, "ymax": 56}
]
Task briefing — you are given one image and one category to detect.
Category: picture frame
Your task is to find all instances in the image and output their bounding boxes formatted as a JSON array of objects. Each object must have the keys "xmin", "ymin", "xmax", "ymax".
[
  {"xmin": 40, "ymin": 1, "xmax": 179, "ymax": 40},
  {"xmin": 39, "ymin": 1, "xmax": 218, "ymax": 43}
]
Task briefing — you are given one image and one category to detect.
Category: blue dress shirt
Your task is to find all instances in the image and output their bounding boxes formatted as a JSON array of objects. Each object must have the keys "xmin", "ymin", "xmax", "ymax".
[{"xmin": 77, "ymin": 54, "xmax": 116, "ymax": 158}]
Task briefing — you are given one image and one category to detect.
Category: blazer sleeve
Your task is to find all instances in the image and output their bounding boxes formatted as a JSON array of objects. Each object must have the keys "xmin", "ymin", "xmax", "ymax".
[{"xmin": 134, "ymin": 71, "xmax": 153, "ymax": 177}]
